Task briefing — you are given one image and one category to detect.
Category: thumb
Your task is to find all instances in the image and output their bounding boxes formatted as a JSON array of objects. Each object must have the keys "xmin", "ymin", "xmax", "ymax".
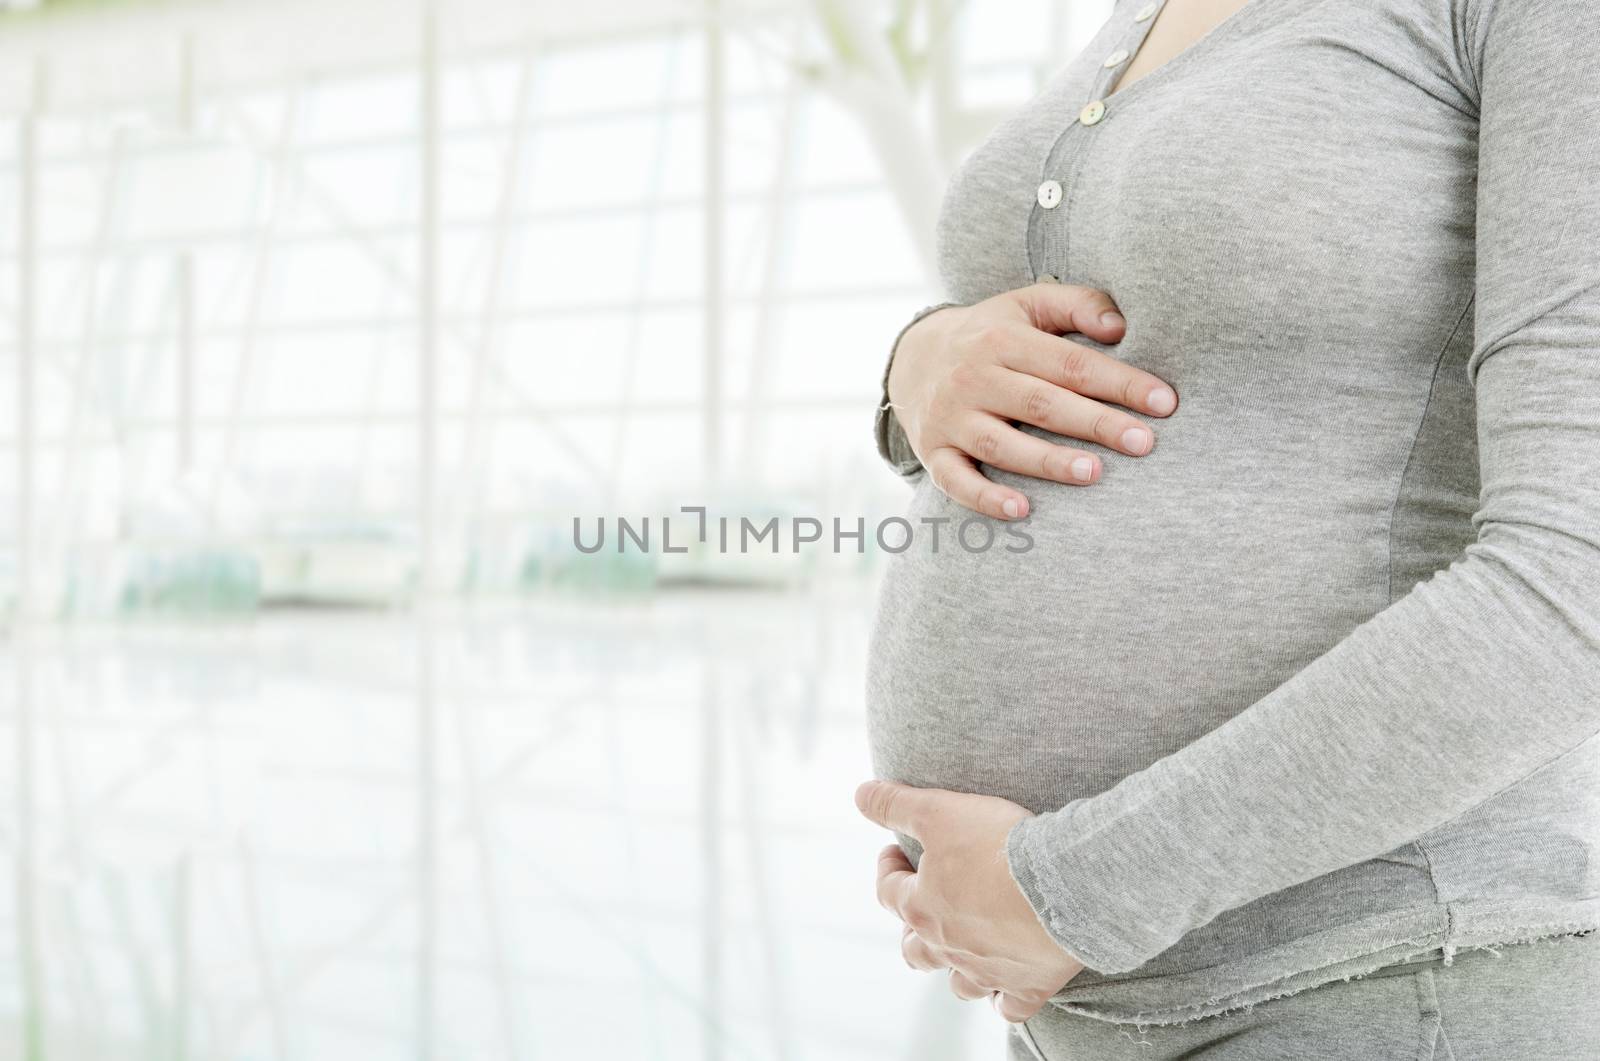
[
  {"xmin": 1017, "ymin": 282, "xmax": 1126, "ymax": 344},
  {"xmin": 855, "ymin": 780, "xmax": 934, "ymax": 838}
]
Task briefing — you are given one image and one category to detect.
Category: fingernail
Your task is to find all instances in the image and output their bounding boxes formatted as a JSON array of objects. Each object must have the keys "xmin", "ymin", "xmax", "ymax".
[
  {"xmin": 1001, "ymin": 498, "xmax": 1021, "ymax": 519},
  {"xmin": 1070, "ymin": 458, "xmax": 1095, "ymax": 482},
  {"xmin": 1147, "ymin": 386, "xmax": 1176, "ymax": 415},
  {"xmin": 1121, "ymin": 427, "xmax": 1152, "ymax": 455},
  {"xmin": 1100, "ymin": 310, "xmax": 1125, "ymax": 329}
]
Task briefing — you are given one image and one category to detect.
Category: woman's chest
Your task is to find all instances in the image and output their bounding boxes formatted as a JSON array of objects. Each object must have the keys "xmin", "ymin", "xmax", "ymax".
[{"xmin": 935, "ymin": 0, "xmax": 1480, "ymax": 360}]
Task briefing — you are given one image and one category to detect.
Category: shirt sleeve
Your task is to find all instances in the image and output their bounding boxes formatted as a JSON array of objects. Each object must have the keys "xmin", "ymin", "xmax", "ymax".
[
  {"xmin": 1004, "ymin": 0, "xmax": 1600, "ymax": 975},
  {"xmin": 874, "ymin": 302, "xmax": 962, "ymax": 478}
]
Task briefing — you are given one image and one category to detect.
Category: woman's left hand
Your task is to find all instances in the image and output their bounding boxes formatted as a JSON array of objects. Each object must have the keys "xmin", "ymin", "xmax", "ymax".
[{"xmin": 854, "ymin": 780, "xmax": 1086, "ymax": 1022}]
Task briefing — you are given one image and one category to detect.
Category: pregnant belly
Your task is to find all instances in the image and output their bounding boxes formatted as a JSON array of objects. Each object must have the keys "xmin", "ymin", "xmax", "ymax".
[{"xmin": 865, "ymin": 465, "xmax": 1389, "ymax": 815}]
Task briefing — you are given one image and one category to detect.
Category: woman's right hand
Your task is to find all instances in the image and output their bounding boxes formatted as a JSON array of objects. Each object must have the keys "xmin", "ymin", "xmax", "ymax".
[{"xmin": 887, "ymin": 282, "xmax": 1178, "ymax": 521}]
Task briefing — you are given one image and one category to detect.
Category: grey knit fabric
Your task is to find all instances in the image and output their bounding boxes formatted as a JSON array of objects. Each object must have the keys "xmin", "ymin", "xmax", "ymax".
[
  {"xmin": 1008, "ymin": 932, "xmax": 1600, "ymax": 1060},
  {"xmin": 866, "ymin": 0, "xmax": 1600, "ymax": 1027}
]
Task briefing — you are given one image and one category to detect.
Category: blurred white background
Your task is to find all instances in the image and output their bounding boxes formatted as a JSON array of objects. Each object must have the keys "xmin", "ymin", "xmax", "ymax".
[{"xmin": 0, "ymin": 1, "xmax": 1112, "ymax": 1057}]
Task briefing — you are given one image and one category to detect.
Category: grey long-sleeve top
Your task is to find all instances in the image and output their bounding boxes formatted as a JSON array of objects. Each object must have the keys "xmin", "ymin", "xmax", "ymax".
[{"xmin": 865, "ymin": 0, "xmax": 1600, "ymax": 1024}]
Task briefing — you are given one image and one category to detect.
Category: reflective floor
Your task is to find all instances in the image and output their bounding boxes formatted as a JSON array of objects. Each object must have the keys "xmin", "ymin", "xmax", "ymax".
[{"xmin": 0, "ymin": 589, "xmax": 1001, "ymax": 1060}]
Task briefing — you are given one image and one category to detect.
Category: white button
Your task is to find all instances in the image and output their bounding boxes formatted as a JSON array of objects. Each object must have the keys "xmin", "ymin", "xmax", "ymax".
[
  {"xmin": 1036, "ymin": 180, "xmax": 1063, "ymax": 209},
  {"xmin": 1104, "ymin": 49, "xmax": 1130, "ymax": 67},
  {"xmin": 1038, "ymin": 273, "xmax": 1060, "ymax": 284},
  {"xmin": 1079, "ymin": 100, "xmax": 1107, "ymax": 126},
  {"xmin": 1134, "ymin": 3, "xmax": 1159, "ymax": 21}
]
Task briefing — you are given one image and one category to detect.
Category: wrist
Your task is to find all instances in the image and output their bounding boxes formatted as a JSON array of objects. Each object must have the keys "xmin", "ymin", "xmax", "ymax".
[
  {"xmin": 875, "ymin": 302, "xmax": 961, "ymax": 477},
  {"xmin": 1005, "ymin": 814, "xmax": 1104, "ymax": 974}
]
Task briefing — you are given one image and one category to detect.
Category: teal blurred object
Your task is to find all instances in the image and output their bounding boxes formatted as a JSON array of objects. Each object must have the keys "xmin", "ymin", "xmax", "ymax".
[
  {"xmin": 119, "ymin": 549, "xmax": 262, "ymax": 615},
  {"xmin": 521, "ymin": 526, "xmax": 659, "ymax": 595}
]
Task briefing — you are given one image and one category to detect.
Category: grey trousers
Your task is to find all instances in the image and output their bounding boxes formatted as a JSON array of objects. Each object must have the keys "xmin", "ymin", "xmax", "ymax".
[{"xmin": 1008, "ymin": 932, "xmax": 1600, "ymax": 1060}]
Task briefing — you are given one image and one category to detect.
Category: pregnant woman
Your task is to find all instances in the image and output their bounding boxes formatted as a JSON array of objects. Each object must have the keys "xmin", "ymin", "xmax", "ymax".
[{"xmin": 856, "ymin": 0, "xmax": 1600, "ymax": 1057}]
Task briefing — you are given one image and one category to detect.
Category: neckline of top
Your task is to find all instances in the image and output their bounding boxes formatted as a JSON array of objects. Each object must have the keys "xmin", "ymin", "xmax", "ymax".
[{"xmin": 1097, "ymin": 0, "xmax": 1273, "ymax": 109}]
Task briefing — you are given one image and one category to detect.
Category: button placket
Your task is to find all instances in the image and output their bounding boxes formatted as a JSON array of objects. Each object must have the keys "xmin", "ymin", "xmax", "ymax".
[
  {"xmin": 1102, "ymin": 0, "xmax": 1164, "ymax": 99},
  {"xmin": 1030, "ymin": 1, "xmax": 1164, "ymax": 284},
  {"xmin": 1079, "ymin": 0, "xmax": 1166, "ymax": 125}
]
